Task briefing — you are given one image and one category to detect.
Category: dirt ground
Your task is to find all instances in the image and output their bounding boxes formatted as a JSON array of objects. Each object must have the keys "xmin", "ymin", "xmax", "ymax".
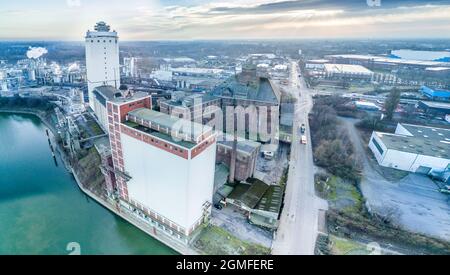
[
  {"xmin": 339, "ymin": 117, "xmax": 450, "ymax": 241},
  {"xmin": 210, "ymin": 207, "xmax": 273, "ymax": 248},
  {"xmin": 193, "ymin": 222, "xmax": 270, "ymax": 255},
  {"xmin": 255, "ymin": 143, "xmax": 289, "ymax": 185}
]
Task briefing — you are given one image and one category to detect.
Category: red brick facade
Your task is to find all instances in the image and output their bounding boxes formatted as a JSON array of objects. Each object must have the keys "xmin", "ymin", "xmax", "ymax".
[{"xmin": 107, "ymin": 96, "xmax": 152, "ymax": 201}]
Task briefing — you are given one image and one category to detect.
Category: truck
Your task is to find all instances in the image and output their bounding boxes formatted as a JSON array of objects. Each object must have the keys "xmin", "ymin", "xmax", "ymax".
[
  {"xmin": 300, "ymin": 124, "xmax": 306, "ymax": 134},
  {"xmin": 301, "ymin": 135, "xmax": 307, "ymax": 144},
  {"xmin": 262, "ymin": 150, "xmax": 275, "ymax": 160}
]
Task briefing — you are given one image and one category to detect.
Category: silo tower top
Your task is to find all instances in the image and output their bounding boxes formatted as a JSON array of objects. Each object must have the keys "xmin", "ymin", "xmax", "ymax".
[{"xmin": 94, "ymin": 22, "xmax": 111, "ymax": 32}]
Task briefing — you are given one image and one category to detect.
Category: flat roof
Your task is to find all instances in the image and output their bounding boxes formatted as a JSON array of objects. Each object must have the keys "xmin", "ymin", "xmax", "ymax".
[
  {"xmin": 255, "ymin": 185, "xmax": 283, "ymax": 214},
  {"xmin": 307, "ymin": 59, "xmax": 329, "ymax": 63},
  {"xmin": 93, "ymin": 136, "xmax": 111, "ymax": 156},
  {"xmin": 419, "ymin": 101, "xmax": 450, "ymax": 110},
  {"xmin": 161, "ymin": 93, "xmax": 219, "ymax": 108},
  {"xmin": 123, "ymin": 120, "xmax": 197, "ymax": 149},
  {"xmin": 425, "ymin": 67, "xmax": 450, "ymax": 71},
  {"xmin": 324, "ymin": 64, "xmax": 373, "ymax": 75},
  {"xmin": 128, "ymin": 108, "xmax": 212, "ymax": 142},
  {"xmin": 94, "ymin": 86, "xmax": 149, "ymax": 104},
  {"xmin": 327, "ymin": 54, "xmax": 449, "ymax": 67},
  {"xmin": 391, "ymin": 49, "xmax": 450, "ymax": 62},
  {"xmin": 375, "ymin": 124, "xmax": 450, "ymax": 159},
  {"xmin": 171, "ymin": 67, "xmax": 224, "ymax": 74},
  {"xmin": 217, "ymin": 138, "xmax": 261, "ymax": 155}
]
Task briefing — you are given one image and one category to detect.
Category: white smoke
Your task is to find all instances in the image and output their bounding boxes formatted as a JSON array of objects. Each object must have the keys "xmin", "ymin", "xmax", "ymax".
[
  {"xmin": 26, "ymin": 47, "xmax": 48, "ymax": 59},
  {"xmin": 68, "ymin": 62, "xmax": 80, "ymax": 72}
]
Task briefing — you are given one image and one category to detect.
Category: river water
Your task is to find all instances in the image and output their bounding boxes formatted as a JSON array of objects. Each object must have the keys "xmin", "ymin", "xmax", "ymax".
[{"xmin": 0, "ymin": 113, "xmax": 176, "ymax": 255}]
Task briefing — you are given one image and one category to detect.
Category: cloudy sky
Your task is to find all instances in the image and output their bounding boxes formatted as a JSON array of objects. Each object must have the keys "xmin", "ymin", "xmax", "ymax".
[{"xmin": 1, "ymin": 0, "xmax": 450, "ymax": 40}]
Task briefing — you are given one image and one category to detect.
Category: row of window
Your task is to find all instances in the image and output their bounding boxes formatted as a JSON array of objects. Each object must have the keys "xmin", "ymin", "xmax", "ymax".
[{"xmin": 89, "ymin": 39, "xmax": 117, "ymax": 43}]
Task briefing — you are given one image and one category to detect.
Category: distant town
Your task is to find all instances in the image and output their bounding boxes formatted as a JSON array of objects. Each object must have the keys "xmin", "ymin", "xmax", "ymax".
[{"xmin": 1, "ymin": 19, "xmax": 450, "ymax": 255}]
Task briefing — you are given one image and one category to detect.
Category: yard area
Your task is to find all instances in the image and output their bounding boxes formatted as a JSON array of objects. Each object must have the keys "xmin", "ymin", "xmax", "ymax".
[
  {"xmin": 339, "ymin": 117, "xmax": 450, "ymax": 244},
  {"xmin": 315, "ymin": 175, "xmax": 364, "ymax": 216},
  {"xmin": 210, "ymin": 207, "xmax": 273, "ymax": 248},
  {"xmin": 329, "ymin": 235, "xmax": 370, "ymax": 255},
  {"xmin": 192, "ymin": 224, "xmax": 270, "ymax": 255}
]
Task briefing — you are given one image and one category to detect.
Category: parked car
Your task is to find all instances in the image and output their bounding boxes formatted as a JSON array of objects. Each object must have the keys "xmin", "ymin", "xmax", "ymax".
[{"xmin": 301, "ymin": 135, "xmax": 307, "ymax": 144}]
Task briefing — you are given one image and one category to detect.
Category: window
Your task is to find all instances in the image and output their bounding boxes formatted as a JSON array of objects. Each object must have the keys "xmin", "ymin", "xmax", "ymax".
[{"xmin": 371, "ymin": 138, "xmax": 384, "ymax": 155}]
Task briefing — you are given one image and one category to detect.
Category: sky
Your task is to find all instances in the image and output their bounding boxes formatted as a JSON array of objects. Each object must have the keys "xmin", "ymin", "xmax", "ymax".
[{"xmin": 2, "ymin": 0, "xmax": 450, "ymax": 40}]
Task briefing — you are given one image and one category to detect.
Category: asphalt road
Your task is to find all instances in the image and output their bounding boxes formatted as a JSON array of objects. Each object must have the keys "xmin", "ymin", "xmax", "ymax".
[{"xmin": 272, "ymin": 61, "xmax": 328, "ymax": 255}]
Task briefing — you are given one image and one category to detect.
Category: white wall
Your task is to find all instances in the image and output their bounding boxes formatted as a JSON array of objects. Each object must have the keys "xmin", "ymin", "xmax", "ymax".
[
  {"xmin": 369, "ymin": 130, "xmax": 450, "ymax": 173},
  {"xmin": 368, "ymin": 132, "xmax": 387, "ymax": 163},
  {"xmin": 186, "ymin": 141, "xmax": 216, "ymax": 231},
  {"xmin": 380, "ymin": 149, "xmax": 417, "ymax": 171},
  {"xmin": 121, "ymin": 133, "xmax": 190, "ymax": 229},
  {"xmin": 93, "ymin": 98, "xmax": 108, "ymax": 132},
  {"xmin": 410, "ymin": 155, "xmax": 450, "ymax": 172},
  {"xmin": 85, "ymin": 34, "xmax": 120, "ymax": 111}
]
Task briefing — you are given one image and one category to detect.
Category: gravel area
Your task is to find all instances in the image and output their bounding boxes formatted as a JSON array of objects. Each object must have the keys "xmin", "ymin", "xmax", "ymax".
[{"xmin": 340, "ymin": 117, "xmax": 450, "ymax": 241}]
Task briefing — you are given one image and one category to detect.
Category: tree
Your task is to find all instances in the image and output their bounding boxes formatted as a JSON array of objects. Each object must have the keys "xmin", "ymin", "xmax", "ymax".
[{"xmin": 384, "ymin": 89, "xmax": 401, "ymax": 120}]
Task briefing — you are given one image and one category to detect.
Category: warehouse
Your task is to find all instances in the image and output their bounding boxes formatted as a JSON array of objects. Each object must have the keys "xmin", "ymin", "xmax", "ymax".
[
  {"xmin": 417, "ymin": 101, "xmax": 450, "ymax": 116},
  {"xmin": 323, "ymin": 64, "xmax": 373, "ymax": 81},
  {"xmin": 369, "ymin": 123, "xmax": 450, "ymax": 175},
  {"xmin": 420, "ymin": 86, "xmax": 450, "ymax": 102}
]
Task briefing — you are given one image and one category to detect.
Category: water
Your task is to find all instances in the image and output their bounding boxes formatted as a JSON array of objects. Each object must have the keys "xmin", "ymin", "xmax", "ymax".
[{"xmin": 0, "ymin": 113, "xmax": 176, "ymax": 255}]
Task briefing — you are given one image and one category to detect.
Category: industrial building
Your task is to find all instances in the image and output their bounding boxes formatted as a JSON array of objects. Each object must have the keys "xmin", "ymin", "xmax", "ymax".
[
  {"xmin": 323, "ymin": 64, "xmax": 373, "ymax": 81},
  {"xmin": 390, "ymin": 50, "xmax": 450, "ymax": 62},
  {"xmin": 85, "ymin": 22, "xmax": 121, "ymax": 113},
  {"xmin": 216, "ymin": 137, "xmax": 261, "ymax": 182},
  {"xmin": 212, "ymin": 63, "xmax": 281, "ymax": 141},
  {"xmin": 104, "ymin": 92, "xmax": 217, "ymax": 241},
  {"xmin": 223, "ymin": 178, "xmax": 283, "ymax": 230},
  {"xmin": 420, "ymin": 86, "xmax": 450, "ymax": 102},
  {"xmin": 369, "ymin": 123, "xmax": 450, "ymax": 178},
  {"xmin": 159, "ymin": 92, "xmax": 221, "ymax": 124},
  {"xmin": 171, "ymin": 67, "xmax": 231, "ymax": 91},
  {"xmin": 326, "ymin": 53, "xmax": 450, "ymax": 69},
  {"xmin": 354, "ymin": 100, "xmax": 381, "ymax": 111},
  {"xmin": 417, "ymin": 101, "xmax": 450, "ymax": 116}
]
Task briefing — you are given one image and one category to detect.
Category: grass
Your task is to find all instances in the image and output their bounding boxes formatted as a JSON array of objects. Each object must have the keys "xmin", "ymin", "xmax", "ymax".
[
  {"xmin": 316, "ymin": 175, "xmax": 363, "ymax": 215},
  {"xmin": 193, "ymin": 225, "xmax": 270, "ymax": 255},
  {"xmin": 74, "ymin": 148, "xmax": 105, "ymax": 196},
  {"xmin": 330, "ymin": 235, "xmax": 369, "ymax": 255}
]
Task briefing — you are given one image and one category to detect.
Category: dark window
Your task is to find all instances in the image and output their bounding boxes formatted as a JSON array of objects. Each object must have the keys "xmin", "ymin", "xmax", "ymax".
[{"xmin": 371, "ymin": 138, "xmax": 384, "ymax": 155}]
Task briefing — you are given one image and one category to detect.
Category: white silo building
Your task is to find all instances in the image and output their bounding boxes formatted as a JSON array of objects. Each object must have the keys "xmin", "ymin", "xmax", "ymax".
[{"xmin": 85, "ymin": 21, "xmax": 121, "ymax": 112}]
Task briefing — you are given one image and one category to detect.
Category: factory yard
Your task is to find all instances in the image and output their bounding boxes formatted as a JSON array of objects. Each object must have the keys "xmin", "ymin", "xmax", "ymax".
[
  {"xmin": 362, "ymin": 168, "xmax": 450, "ymax": 241},
  {"xmin": 255, "ymin": 143, "xmax": 289, "ymax": 185},
  {"xmin": 340, "ymin": 117, "xmax": 450, "ymax": 242},
  {"xmin": 210, "ymin": 208, "xmax": 273, "ymax": 249},
  {"xmin": 192, "ymin": 222, "xmax": 270, "ymax": 255}
]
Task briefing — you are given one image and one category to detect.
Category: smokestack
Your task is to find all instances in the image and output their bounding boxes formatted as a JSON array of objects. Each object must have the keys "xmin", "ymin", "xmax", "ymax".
[{"xmin": 228, "ymin": 129, "xmax": 237, "ymax": 183}]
